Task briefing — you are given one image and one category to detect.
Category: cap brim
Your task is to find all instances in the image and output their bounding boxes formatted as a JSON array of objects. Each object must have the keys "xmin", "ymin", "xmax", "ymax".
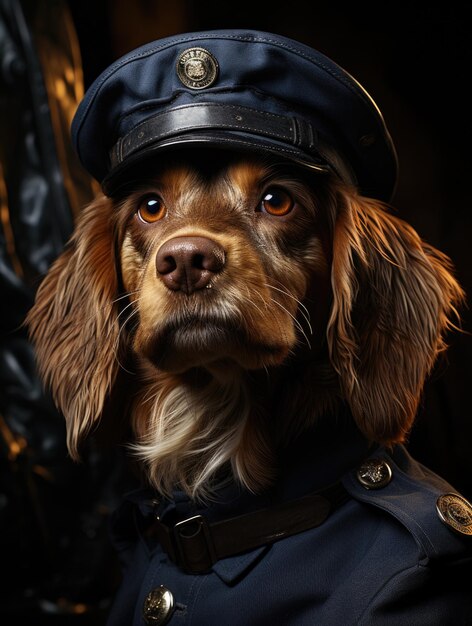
[{"xmin": 102, "ymin": 130, "xmax": 331, "ymax": 196}]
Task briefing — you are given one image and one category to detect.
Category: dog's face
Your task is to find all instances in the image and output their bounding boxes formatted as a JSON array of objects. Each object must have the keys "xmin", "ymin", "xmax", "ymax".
[
  {"xmin": 116, "ymin": 153, "xmax": 330, "ymax": 376},
  {"xmin": 28, "ymin": 148, "xmax": 463, "ymax": 498}
]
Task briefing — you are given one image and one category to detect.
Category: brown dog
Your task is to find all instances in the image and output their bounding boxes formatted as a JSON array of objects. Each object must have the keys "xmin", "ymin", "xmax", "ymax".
[
  {"xmin": 26, "ymin": 29, "xmax": 472, "ymax": 626},
  {"xmin": 27, "ymin": 151, "xmax": 463, "ymax": 499}
]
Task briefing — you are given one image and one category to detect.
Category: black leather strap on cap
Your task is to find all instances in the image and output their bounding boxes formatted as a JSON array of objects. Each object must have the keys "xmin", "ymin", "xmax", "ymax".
[
  {"xmin": 152, "ymin": 482, "xmax": 349, "ymax": 574},
  {"xmin": 110, "ymin": 103, "xmax": 322, "ymax": 169}
]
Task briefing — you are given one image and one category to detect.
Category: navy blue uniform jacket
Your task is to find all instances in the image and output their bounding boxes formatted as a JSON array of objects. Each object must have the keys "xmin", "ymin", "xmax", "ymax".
[{"xmin": 106, "ymin": 419, "xmax": 472, "ymax": 625}]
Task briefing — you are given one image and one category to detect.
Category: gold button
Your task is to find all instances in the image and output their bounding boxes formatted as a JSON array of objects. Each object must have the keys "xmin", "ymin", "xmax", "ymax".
[
  {"xmin": 357, "ymin": 458, "xmax": 392, "ymax": 489},
  {"xmin": 143, "ymin": 585, "xmax": 174, "ymax": 625},
  {"xmin": 437, "ymin": 493, "xmax": 472, "ymax": 536}
]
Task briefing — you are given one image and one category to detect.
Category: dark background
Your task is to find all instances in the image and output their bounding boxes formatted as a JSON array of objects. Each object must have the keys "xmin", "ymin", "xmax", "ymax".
[{"xmin": 1, "ymin": 1, "xmax": 471, "ymax": 624}]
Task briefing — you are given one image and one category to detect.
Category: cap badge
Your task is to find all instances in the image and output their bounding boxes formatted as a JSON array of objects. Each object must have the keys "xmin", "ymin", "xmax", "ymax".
[
  {"xmin": 176, "ymin": 47, "xmax": 218, "ymax": 90},
  {"xmin": 437, "ymin": 493, "xmax": 472, "ymax": 536}
]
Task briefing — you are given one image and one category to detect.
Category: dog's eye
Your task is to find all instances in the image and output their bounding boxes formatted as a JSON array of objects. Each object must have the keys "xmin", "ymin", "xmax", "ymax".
[
  {"xmin": 260, "ymin": 188, "xmax": 294, "ymax": 216},
  {"xmin": 137, "ymin": 195, "xmax": 167, "ymax": 223}
]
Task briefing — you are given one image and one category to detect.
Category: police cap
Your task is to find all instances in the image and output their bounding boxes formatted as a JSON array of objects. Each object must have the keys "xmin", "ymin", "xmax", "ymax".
[{"xmin": 72, "ymin": 30, "xmax": 398, "ymax": 201}]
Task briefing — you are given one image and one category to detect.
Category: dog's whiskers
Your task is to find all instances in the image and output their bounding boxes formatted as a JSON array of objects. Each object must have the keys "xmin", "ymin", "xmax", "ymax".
[
  {"xmin": 269, "ymin": 279, "xmax": 312, "ymax": 323},
  {"xmin": 268, "ymin": 297, "xmax": 312, "ymax": 350},
  {"xmin": 265, "ymin": 282, "xmax": 313, "ymax": 336},
  {"xmin": 111, "ymin": 296, "xmax": 142, "ymax": 374},
  {"xmin": 111, "ymin": 290, "xmax": 141, "ymax": 306},
  {"xmin": 116, "ymin": 297, "xmax": 139, "ymax": 323}
]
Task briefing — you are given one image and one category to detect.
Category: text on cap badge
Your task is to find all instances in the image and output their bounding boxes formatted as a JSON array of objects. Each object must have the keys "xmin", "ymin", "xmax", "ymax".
[
  {"xmin": 437, "ymin": 493, "xmax": 472, "ymax": 536},
  {"xmin": 176, "ymin": 47, "xmax": 219, "ymax": 90}
]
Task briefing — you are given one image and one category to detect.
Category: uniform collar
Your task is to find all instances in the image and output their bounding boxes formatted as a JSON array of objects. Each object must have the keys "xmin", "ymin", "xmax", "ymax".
[
  {"xmin": 123, "ymin": 410, "xmax": 372, "ymax": 583},
  {"xmin": 133, "ymin": 409, "xmax": 372, "ymax": 522}
]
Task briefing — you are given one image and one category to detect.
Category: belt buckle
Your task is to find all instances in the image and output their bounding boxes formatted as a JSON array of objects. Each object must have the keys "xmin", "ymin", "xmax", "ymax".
[{"xmin": 173, "ymin": 515, "xmax": 216, "ymax": 574}]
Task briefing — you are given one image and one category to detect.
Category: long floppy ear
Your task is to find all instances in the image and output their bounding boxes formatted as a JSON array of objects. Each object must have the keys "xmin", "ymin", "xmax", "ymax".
[
  {"xmin": 27, "ymin": 194, "xmax": 122, "ymax": 459},
  {"xmin": 328, "ymin": 188, "xmax": 464, "ymax": 444}
]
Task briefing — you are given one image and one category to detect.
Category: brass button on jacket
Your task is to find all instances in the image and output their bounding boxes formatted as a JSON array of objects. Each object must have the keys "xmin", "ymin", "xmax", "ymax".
[
  {"xmin": 356, "ymin": 458, "xmax": 393, "ymax": 490},
  {"xmin": 143, "ymin": 586, "xmax": 174, "ymax": 626}
]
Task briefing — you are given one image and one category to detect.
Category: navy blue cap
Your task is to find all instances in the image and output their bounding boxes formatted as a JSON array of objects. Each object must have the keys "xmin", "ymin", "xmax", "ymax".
[{"xmin": 71, "ymin": 30, "xmax": 398, "ymax": 201}]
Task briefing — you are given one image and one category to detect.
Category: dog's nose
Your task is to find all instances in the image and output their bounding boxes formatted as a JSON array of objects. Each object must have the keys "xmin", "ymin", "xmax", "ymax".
[{"xmin": 156, "ymin": 236, "xmax": 226, "ymax": 294}]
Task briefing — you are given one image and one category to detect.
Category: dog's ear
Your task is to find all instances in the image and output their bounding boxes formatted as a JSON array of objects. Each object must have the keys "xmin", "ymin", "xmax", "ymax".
[
  {"xmin": 328, "ymin": 189, "xmax": 464, "ymax": 444},
  {"xmin": 27, "ymin": 194, "xmax": 122, "ymax": 459}
]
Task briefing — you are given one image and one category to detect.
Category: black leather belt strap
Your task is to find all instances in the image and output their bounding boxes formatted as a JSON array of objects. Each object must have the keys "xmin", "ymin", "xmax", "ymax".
[
  {"xmin": 110, "ymin": 103, "xmax": 320, "ymax": 168},
  {"xmin": 152, "ymin": 482, "xmax": 349, "ymax": 574}
]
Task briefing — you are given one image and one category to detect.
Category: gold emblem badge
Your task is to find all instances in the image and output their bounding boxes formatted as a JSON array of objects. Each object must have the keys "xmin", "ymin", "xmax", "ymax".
[
  {"xmin": 176, "ymin": 47, "xmax": 219, "ymax": 90},
  {"xmin": 437, "ymin": 493, "xmax": 472, "ymax": 536}
]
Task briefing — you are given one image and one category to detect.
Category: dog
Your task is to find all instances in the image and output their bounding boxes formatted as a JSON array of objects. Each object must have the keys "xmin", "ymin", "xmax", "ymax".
[
  {"xmin": 27, "ymin": 30, "xmax": 472, "ymax": 625},
  {"xmin": 27, "ymin": 150, "xmax": 463, "ymax": 497}
]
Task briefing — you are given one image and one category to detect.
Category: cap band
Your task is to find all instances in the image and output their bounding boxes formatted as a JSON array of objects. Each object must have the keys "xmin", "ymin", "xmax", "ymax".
[
  {"xmin": 73, "ymin": 30, "xmax": 398, "ymax": 200},
  {"xmin": 109, "ymin": 103, "xmax": 325, "ymax": 170}
]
